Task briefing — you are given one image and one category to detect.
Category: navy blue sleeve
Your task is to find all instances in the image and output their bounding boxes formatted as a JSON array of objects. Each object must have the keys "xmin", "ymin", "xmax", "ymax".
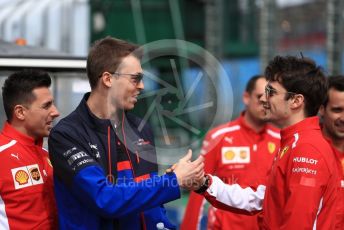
[
  {"xmin": 74, "ymin": 166, "xmax": 180, "ymax": 218},
  {"xmin": 48, "ymin": 127, "xmax": 181, "ymax": 218}
]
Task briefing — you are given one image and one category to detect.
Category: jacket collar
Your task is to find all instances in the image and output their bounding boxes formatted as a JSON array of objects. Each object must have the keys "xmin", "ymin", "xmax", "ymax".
[
  {"xmin": 2, "ymin": 122, "xmax": 43, "ymax": 146},
  {"xmin": 237, "ymin": 111, "xmax": 267, "ymax": 135},
  {"xmin": 76, "ymin": 92, "xmax": 113, "ymax": 133},
  {"xmin": 280, "ymin": 116, "xmax": 320, "ymax": 140}
]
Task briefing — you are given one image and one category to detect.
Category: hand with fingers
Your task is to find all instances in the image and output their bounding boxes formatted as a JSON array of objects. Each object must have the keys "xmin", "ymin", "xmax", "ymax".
[{"xmin": 171, "ymin": 149, "xmax": 205, "ymax": 190}]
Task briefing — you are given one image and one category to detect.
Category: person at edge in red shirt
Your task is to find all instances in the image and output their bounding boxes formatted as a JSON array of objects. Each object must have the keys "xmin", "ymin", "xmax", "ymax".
[
  {"xmin": 191, "ymin": 55, "xmax": 339, "ymax": 230},
  {"xmin": 319, "ymin": 75, "xmax": 344, "ymax": 229},
  {"xmin": 0, "ymin": 69, "xmax": 60, "ymax": 229},
  {"xmin": 181, "ymin": 75, "xmax": 280, "ymax": 230}
]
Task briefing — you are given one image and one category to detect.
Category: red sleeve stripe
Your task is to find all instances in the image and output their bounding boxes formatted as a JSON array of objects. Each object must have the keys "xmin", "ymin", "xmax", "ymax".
[
  {"xmin": 134, "ymin": 174, "xmax": 150, "ymax": 182},
  {"xmin": 117, "ymin": 161, "xmax": 131, "ymax": 171}
]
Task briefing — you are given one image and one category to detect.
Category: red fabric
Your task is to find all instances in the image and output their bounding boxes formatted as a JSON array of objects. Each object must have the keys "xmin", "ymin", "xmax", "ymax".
[
  {"xmin": 0, "ymin": 122, "xmax": 57, "ymax": 229},
  {"xmin": 262, "ymin": 117, "xmax": 338, "ymax": 229},
  {"xmin": 324, "ymin": 136, "xmax": 344, "ymax": 230},
  {"xmin": 181, "ymin": 113, "xmax": 280, "ymax": 230}
]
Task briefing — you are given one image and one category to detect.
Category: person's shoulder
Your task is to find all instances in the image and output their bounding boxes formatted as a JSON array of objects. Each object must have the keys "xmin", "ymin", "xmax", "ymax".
[
  {"xmin": 0, "ymin": 135, "xmax": 18, "ymax": 155},
  {"xmin": 50, "ymin": 111, "xmax": 81, "ymax": 135},
  {"xmin": 265, "ymin": 124, "xmax": 281, "ymax": 140},
  {"xmin": 206, "ymin": 119, "xmax": 241, "ymax": 140}
]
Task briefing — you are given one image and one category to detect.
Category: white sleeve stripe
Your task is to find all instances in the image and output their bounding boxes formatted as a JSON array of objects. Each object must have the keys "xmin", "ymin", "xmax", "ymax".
[
  {"xmin": 312, "ymin": 197, "xmax": 323, "ymax": 230},
  {"xmin": 206, "ymin": 175, "xmax": 265, "ymax": 212},
  {"xmin": 0, "ymin": 140, "xmax": 16, "ymax": 153},
  {"xmin": 267, "ymin": 129, "xmax": 281, "ymax": 139},
  {"xmin": 0, "ymin": 195, "xmax": 9, "ymax": 230},
  {"xmin": 211, "ymin": 125, "xmax": 240, "ymax": 139}
]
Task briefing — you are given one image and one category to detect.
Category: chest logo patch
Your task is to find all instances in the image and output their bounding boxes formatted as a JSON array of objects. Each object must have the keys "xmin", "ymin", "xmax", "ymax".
[
  {"xmin": 268, "ymin": 142, "xmax": 276, "ymax": 154},
  {"xmin": 15, "ymin": 170, "xmax": 29, "ymax": 185},
  {"xmin": 221, "ymin": 147, "xmax": 250, "ymax": 164},
  {"xmin": 11, "ymin": 164, "xmax": 44, "ymax": 190}
]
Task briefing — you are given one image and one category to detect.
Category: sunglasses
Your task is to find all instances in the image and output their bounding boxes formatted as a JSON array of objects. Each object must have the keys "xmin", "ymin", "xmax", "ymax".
[
  {"xmin": 265, "ymin": 84, "xmax": 296, "ymax": 98},
  {"xmin": 110, "ymin": 72, "xmax": 144, "ymax": 86}
]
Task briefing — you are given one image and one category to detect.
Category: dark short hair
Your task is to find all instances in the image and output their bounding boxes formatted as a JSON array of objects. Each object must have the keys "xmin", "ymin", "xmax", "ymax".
[
  {"xmin": 245, "ymin": 75, "xmax": 265, "ymax": 94},
  {"xmin": 2, "ymin": 69, "xmax": 51, "ymax": 121},
  {"xmin": 86, "ymin": 36, "xmax": 142, "ymax": 89},
  {"xmin": 265, "ymin": 55, "xmax": 327, "ymax": 117},
  {"xmin": 323, "ymin": 75, "xmax": 344, "ymax": 106}
]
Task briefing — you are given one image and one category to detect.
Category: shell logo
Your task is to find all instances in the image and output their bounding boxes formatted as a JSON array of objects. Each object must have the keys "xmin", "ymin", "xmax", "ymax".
[
  {"xmin": 15, "ymin": 170, "xmax": 29, "ymax": 185},
  {"xmin": 240, "ymin": 151, "xmax": 247, "ymax": 159},
  {"xmin": 224, "ymin": 151, "xmax": 235, "ymax": 160}
]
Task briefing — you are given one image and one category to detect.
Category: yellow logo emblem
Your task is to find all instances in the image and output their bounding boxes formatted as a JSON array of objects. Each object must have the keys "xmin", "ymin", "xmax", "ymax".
[
  {"xmin": 15, "ymin": 170, "xmax": 29, "ymax": 185},
  {"xmin": 240, "ymin": 150, "xmax": 247, "ymax": 159},
  {"xmin": 224, "ymin": 151, "xmax": 235, "ymax": 160},
  {"xmin": 268, "ymin": 142, "xmax": 276, "ymax": 154},
  {"xmin": 279, "ymin": 146, "xmax": 289, "ymax": 159}
]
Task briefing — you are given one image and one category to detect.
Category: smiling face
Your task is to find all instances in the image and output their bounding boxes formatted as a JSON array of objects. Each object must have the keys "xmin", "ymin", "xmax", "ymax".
[
  {"xmin": 260, "ymin": 81, "xmax": 295, "ymax": 128},
  {"xmin": 243, "ymin": 77, "xmax": 268, "ymax": 124},
  {"xmin": 109, "ymin": 55, "xmax": 144, "ymax": 111},
  {"xmin": 320, "ymin": 88, "xmax": 344, "ymax": 141},
  {"xmin": 22, "ymin": 87, "xmax": 60, "ymax": 139}
]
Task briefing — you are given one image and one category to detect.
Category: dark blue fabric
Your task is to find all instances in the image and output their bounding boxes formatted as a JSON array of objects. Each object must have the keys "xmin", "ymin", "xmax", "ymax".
[{"xmin": 49, "ymin": 93, "xmax": 180, "ymax": 229}]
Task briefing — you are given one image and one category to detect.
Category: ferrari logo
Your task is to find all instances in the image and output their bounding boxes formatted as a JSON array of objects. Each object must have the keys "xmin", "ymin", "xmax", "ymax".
[{"xmin": 268, "ymin": 142, "xmax": 276, "ymax": 154}]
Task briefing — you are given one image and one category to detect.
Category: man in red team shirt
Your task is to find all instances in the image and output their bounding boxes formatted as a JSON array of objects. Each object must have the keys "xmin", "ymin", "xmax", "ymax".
[
  {"xmin": 0, "ymin": 70, "xmax": 60, "ymax": 229},
  {"xmin": 319, "ymin": 75, "xmax": 344, "ymax": 229},
  {"xmin": 181, "ymin": 75, "xmax": 280, "ymax": 230},
  {"xmin": 195, "ymin": 55, "xmax": 339, "ymax": 229}
]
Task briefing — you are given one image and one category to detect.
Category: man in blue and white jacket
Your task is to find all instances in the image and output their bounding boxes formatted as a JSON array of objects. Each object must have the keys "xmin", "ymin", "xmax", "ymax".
[{"xmin": 48, "ymin": 37, "xmax": 204, "ymax": 230}]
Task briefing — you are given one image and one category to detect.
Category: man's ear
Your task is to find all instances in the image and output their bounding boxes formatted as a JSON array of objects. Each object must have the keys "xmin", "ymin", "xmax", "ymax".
[
  {"xmin": 13, "ymin": 105, "xmax": 26, "ymax": 121},
  {"xmin": 290, "ymin": 94, "xmax": 304, "ymax": 110},
  {"xmin": 242, "ymin": 92, "xmax": 250, "ymax": 106},
  {"xmin": 319, "ymin": 105, "xmax": 325, "ymax": 116},
  {"xmin": 100, "ymin": 72, "xmax": 113, "ymax": 88}
]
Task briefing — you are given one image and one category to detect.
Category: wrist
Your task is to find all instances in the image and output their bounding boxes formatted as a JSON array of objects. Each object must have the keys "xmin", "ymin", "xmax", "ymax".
[{"xmin": 195, "ymin": 175, "xmax": 210, "ymax": 194}]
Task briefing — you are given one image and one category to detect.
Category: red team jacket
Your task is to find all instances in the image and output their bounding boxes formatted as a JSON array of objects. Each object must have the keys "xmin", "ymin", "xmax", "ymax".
[
  {"xmin": 324, "ymin": 136, "xmax": 344, "ymax": 229},
  {"xmin": 261, "ymin": 117, "xmax": 339, "ymax": 229},
  {"xmin": 181, "ymin": 113, "xmax": 280, "ymax": 230},
  {"xmin": 0, "ymin": 123, "xmax": 57, "ymax": 229}
]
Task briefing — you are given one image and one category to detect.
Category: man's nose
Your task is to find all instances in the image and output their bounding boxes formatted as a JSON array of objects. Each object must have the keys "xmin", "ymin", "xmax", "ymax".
[{"xmin": 51, "ymin": 104, "xmax": 60, "ymax": 118}]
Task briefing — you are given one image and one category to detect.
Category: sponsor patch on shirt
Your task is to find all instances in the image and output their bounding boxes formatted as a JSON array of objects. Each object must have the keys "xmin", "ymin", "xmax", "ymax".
[
  {"xmin": 221, "ymin": 147, "xmax": 250, "ymax": 164},
  {"xmin": 299, "ymin": 176, "xmax": 316, "ymax": 187},
  {"xmin": 268, "ymin": 142, "xmax": 276, "ymax": 154},
  {"xmin": 11, "ymin": 164, "xmax": 43, "ymax": 190}
]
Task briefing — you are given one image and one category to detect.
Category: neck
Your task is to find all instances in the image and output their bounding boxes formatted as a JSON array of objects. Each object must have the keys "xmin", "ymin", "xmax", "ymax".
[
  {"xmin": 243, "ymin": 112, "xmax": 265, "ymax": 132},
  {"xmin": 322, "ymin": 129, "xmax": 344, "ymax": 153},
  {"xmin": 279, "ymin": 110, "xmax": 306, "ymax": 129},
  {"xmin": 87, "ymin": 91, "xmax": 120, "ymax": 121}
]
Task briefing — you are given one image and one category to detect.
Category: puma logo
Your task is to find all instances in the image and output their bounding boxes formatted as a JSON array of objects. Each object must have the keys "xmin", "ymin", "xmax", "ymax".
[{"xmin": 11, "ymin": 153, "xmax": 19, "ymax": 160}]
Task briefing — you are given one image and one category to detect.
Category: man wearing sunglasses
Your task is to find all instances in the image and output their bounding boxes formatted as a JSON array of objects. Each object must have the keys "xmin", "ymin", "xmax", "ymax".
[
  {"xmin": 193, "ymin": 55, "xmax": 339, "ymax": 229},
  {"xmin": 48, "ymin": 36, "xmax": 204, "ymax": 230},
  {"xmin": 181, "ymin": 75, "xmax": 280, "ymax": 230}
]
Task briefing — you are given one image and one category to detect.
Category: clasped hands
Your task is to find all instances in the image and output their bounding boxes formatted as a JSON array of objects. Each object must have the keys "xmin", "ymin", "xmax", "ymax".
[{"xmin": 166, "ymin": 149, "xmax": 206, "ymax": 191}]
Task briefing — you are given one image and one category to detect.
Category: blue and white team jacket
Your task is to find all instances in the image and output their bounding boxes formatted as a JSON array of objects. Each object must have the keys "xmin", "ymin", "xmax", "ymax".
[{"xmin": 48, "ymin": 93, "xmax": 180, "ymax": 230}]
